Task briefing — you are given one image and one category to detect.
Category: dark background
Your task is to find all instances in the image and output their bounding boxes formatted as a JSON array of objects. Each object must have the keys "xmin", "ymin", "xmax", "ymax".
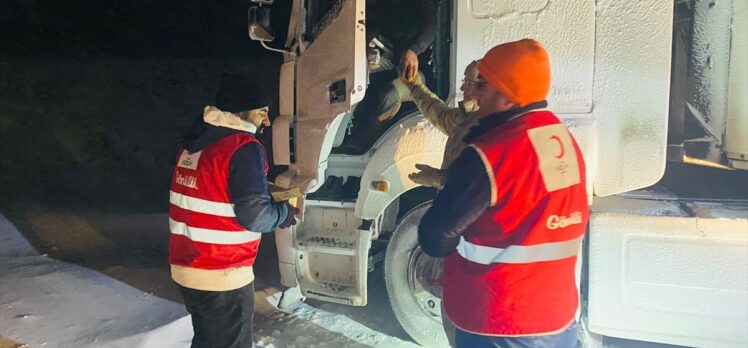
[
  {"xmin": 1, "ymin": 1, "xmax": 745, "ymax": 217},
  {"xmin": 0, "ymin": 0, "xmax": 291, "ymax": 214}
]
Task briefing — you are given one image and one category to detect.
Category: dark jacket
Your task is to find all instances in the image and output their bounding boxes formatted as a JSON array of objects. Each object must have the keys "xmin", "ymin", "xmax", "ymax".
[
  {"xmin": 366, "ymin": 0, "xmax": 436, "ymax": 55},
  {"xmin": 418, "ymin": 102, "xmax": 549, "ymax": 257},
  {"xmin": 181, "ymin": 119, "xmax": 289, "ymax": 233}
]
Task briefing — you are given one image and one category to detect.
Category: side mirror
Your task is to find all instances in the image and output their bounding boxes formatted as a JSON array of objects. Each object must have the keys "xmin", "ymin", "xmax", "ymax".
[{"xmin": 248, "ymin": 5, "xmax": 275, "ymax": 42}]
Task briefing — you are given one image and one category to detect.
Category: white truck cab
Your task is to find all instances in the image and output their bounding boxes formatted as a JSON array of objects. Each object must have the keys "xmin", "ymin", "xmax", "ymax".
[{"xmin": 250, "ymin": 0, "xmax": 748, "ymax": 346}]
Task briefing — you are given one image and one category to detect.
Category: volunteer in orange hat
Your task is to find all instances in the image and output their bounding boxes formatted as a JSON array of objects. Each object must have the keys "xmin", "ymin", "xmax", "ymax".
[{"xmin": 418, "ymin": 39, "xmax": 589, "ymax": 347}]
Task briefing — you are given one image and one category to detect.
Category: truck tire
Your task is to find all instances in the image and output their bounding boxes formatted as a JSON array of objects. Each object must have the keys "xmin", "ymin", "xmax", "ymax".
[{"xmin": 384, "ymin": 202, "xmax": 450, "ymax": 348}]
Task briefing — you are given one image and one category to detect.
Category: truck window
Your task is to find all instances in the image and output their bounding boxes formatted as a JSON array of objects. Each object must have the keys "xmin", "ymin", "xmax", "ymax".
[{"xmin": 306, "ymin": 0, "xmax": 344, "ymax": 42}]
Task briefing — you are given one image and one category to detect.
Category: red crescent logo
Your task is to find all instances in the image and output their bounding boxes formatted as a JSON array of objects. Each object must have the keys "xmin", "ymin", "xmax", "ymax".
[{"xmin": 550, "ymin": 135, "xmax": 564, "ymax": 158}]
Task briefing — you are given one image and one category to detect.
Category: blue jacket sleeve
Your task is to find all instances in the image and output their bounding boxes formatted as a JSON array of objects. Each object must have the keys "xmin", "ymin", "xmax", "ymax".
[
  {"xmin": 418, "ymin": 147, "xmax": 491, "ymax": 257},
  {"xmin": 228, "ymin": 142, "xmax": 289, "ymax": 233}
]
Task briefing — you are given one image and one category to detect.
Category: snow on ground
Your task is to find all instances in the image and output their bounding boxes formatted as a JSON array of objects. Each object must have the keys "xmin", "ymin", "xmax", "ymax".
[
  {"xmin": 266, "ymin": 293, "xmax": 419, "ymax": 348},
  {"xmin": 0, "ymin": 214, "xmax": 421, "ymax": 347},
  {"xmin": 0, "ymin": 214, "xmax": 191, "ymax": 347}
]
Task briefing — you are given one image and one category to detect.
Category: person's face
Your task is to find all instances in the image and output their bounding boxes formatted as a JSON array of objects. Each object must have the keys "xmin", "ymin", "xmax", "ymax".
[
  {"xmin": 460, "ymin": 78, "xmax": 481, "ymax": 102},
  {"xmin": 476, "ymin": 77, "xmax": 515, "ymax": 117},
  {"xmin": 246, "ymin": 106, "xmax": 270, "ymax": 128},
  {"xmin": 460, "ymin": 79, "xmax": 478, "ymax": 101}
]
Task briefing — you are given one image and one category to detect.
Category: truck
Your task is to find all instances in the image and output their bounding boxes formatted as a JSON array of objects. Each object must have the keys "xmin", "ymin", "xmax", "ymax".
[{"xmin": 248, "ymin": 0, "xmax": 748, "ymax": 347}]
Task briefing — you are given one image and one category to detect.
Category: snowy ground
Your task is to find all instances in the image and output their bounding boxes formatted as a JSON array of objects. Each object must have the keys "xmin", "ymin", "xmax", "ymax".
[{"xmin": 0, "ymin": 213, "xmax": 420, "ymax": 348}]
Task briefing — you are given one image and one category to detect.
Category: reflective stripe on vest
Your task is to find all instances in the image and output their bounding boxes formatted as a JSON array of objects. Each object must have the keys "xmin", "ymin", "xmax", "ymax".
[
  {"xmin": 169, "ymin": 218, "xmax": 261, "ymax": 245},
  {"xmin": 170, "ymin": 190, "xmax": 235, "ymax": 217},
  {"xmin": 456, "ymin": 235, "xmax": 584, "ymax": 265}
]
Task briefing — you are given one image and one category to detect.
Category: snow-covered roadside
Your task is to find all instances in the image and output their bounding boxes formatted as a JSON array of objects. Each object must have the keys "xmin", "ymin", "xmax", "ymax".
[
  {"xmin": 0, "ymin": 214, "xmax": 192, "ymax": 348},
  {"xmin": 265, "ymin": 293, "xmax": 420, "ymax": 348},
  {"xmin": 1, "ymin": 214, "xmax": 422, "ymax": 348}
]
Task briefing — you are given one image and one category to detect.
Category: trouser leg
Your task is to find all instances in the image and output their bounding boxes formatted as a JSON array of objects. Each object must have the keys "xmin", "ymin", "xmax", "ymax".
[
  {"xmin": 441, "ymin": 303, "xmax": 456, "ymax": 347},
  {"xmin": 179, "ymin": 282, "xmax": 255, "ymax": 348},
  {"xmin": 550, "ymin": 321, "xmax": 579, "ymax": 348},
  {"xmin": 455, "ymin": 321, "xmax": 579, "ymax": 348}
]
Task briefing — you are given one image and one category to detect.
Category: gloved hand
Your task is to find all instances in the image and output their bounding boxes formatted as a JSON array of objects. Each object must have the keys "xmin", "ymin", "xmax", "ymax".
[
  {"xmin": 400, "ymin": 69, "xmax": 423, "ymax": 86},
  {"xmin": 408, "ymin": 164, "xmax": 445, "ymax": 189},
  {"xmin": 278, "ymin": 203, "xmax": 299, "ymax": 229}
]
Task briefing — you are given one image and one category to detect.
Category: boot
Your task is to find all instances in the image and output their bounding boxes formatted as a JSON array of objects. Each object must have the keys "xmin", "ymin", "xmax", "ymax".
[{"xmin": 278, "ymin": 285, "xmax": 305, "ymax": 310}]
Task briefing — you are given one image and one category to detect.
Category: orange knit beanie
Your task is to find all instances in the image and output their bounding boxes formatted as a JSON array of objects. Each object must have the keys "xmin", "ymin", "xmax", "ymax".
[{"xmin": 478, "ymin": 39, "xmax": 551, "ymax": 107}]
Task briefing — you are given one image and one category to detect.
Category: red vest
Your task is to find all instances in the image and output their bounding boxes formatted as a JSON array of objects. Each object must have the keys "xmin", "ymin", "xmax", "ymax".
[
  {"xmin": 444, "ymin": 110, "xmax": 589, "ymax": 336},
  {"xmin": 168, "ymin": 133, "xmax": 267, "ymax": 270}
]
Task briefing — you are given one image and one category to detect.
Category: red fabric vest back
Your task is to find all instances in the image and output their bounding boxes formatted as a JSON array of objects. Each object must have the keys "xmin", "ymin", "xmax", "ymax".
[
  {"xmin": 444, "ymin": 110, "xmax": 589, "ymax": 336},
  {"xmin": 168, "ymin": 132, "xmax": 267, "ymax": 270}
]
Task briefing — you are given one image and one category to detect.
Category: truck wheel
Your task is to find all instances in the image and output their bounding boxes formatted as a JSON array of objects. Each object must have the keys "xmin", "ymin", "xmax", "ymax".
[{"xmin": 384, "ymin": 202, "xmax": 450, "ymax": 348}]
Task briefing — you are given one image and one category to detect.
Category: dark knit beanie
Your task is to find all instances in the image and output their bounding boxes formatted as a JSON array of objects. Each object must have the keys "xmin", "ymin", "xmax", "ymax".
[{"xmin": 214, "ymin": 73, "xmax": 271, "ymax": 113}]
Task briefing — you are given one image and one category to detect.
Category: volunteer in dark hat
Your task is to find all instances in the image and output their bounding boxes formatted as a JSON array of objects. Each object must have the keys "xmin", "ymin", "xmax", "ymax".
[
  {"xmin": 418, "ymin": 39, "xmax": 589, "ymax": 347},
  {"xmin": 168, "ymin": 73, "xmax": 297, "ymax": 348}
]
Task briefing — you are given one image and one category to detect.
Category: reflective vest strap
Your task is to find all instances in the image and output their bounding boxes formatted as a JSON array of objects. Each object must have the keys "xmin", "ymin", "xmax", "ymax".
[
  {"xmin": 456, "ymin": 235, "xmax": 584, "ymax": 265},
  {"xmin": 170, "ymin": 218, "xmax": 261, "ymax": 245},
  {"xmin": 170, "ymin": 190, "xmax": 235, "ymax": 217}
]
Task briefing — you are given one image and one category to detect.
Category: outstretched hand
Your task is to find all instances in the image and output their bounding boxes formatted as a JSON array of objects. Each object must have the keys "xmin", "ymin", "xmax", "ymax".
[
  {"xmin": 408, "ymin": 164, "xmax": 444, "ymax": 189},
  {"xmin": 400, "ymin": 49, "xmax": 419, "ymax": 82},
  {"xmin": 400, "ymin": 69, "xmax": 423, "ymax": 86}
]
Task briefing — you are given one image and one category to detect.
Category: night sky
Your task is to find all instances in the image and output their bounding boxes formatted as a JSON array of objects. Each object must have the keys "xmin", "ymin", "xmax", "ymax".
[
  {"xmin": 1, "ymin": 0, "xmax": 290, "ymax": 57},
  {"xmin": 0, "ymin": 1, "xmax": 291, "ymax": 213}
]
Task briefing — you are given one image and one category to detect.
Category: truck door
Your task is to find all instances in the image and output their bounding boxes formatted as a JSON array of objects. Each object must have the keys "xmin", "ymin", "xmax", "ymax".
[
  {"xmin": 275, "ymin": 0, "xmax": 371, "ymax": 306},
  {"xmin": 282, "ymin": 0, "xmax": 367, "ymax": 193}
]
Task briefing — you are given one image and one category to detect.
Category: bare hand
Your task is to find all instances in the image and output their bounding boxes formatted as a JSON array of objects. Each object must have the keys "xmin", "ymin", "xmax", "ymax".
[
  {"xmin": 408, "ymin": 164, "xmax": 444, "ymax": 188},
  {"xmin": 400, "ymin": 50, "xmax": 419, "ymax": 82},
  {"xmin": 279, "ymin": 203, "xmax": 300, "ymax": 228}
]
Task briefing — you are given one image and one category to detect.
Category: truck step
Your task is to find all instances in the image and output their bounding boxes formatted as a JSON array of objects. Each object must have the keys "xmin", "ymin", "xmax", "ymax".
[{"xmin": 293, "ymin": 204, "xmax": 372, "ymax": 306}]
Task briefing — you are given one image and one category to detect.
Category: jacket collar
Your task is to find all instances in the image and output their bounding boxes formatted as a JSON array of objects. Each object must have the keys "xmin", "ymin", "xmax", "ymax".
[
  {"xmin": 463, "ymin": 101, "xmax": 548, "ymax": 143},
  {"xmin": 182, "ymin": 106, "xmax": 261, "ymax": 153},
  {"xmin": 203, "ymin": 106, "xmax": 258, "ymax": 134}
]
